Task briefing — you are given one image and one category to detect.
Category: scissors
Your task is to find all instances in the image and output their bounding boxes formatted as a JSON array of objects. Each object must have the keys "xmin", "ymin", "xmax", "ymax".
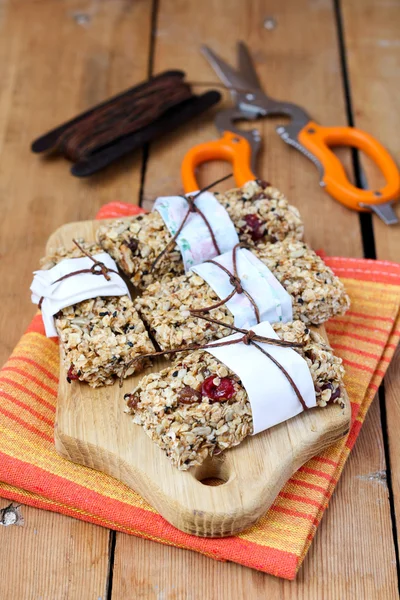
[{"xmin": 181, "ymin": 42, "xmax": 400, "ymax": 225}]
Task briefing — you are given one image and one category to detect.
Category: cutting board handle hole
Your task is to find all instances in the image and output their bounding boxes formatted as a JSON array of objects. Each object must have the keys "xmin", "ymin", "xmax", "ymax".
[
  {"xmin": 198, "ymin": 476, "xmax": 226, "ymax": 487},
  {"xmin": 193, "ymin": 458, "xmax": 230, "ymax": 487}
]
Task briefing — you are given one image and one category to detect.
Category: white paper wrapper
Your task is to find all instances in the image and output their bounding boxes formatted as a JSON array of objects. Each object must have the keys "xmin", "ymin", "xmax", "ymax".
[
  {"xmin": 31, "ymin": 254, "xmax": 130, "ymax": 337},
  {"xmin": 191, "ymin": 248, "xmax": 293, "ymax": 328},
  {"xmin": 153, "ymin": 191, "xmax": 239, "ymax": 271},
  {"xmin": 205, "ymin": 321, "xmax": 316, "ymax": 435}
]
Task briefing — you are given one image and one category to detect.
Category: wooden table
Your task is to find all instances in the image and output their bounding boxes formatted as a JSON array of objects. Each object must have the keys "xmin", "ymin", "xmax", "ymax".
[{"xmin": 0, "ymin": 0, "xmax": 399, "ymax": 598}]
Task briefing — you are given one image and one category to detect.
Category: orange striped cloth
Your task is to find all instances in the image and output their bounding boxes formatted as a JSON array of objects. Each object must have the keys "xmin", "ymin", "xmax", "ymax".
[{"xmin": 0, "ymin": 201, "xmax": 399, "ymax": 579}]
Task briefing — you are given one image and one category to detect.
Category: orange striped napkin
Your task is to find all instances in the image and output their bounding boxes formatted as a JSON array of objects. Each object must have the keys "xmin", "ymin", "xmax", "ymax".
[{"xmin": 0, "ymin": 201, "xmax": 399, "ymax": 579}]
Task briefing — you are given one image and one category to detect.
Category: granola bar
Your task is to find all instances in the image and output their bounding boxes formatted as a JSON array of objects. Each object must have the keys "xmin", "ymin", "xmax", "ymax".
[
  {"xmin": 40, "ymin": 240, "xmax": 155, "ymax": 387},
  {"xmin": 126, "ymin": 320, "xmax": 345, "ymax": 470},
  {"xmin": 56, "ymin": 296, "xmax": 154, "ymax": 387},
  {"xmin": 135, "ymin": 271, "xmax": 234, "ymax": 350},
  {"xmin": 135, "ymin": 240, "xmax": 350, "ymax": 351},
  {"xmin": 215, "ymin": 179, "xmax": 304, "ymax": 245},
  {"xmin": 254, "ymin": 240, "xmax": 350, "ymax": 325},
  {"xmin": 97, "ymin": 212, "xmax": 184, "ymax": 290},
  {"xmin": 96, "ymin": 180, "xmax": 304, "ymax": 291}
]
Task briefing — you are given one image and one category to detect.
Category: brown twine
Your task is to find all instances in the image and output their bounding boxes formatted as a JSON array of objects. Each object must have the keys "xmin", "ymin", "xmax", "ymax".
[
  {"xmin": 55, "ymin": 74, "xmax": 259, "ymax": 163},
  {"xmin": 38, "ymin": 240, "xmax": 121, "ymax": 310},
  {"xmin": 57, "ymin": 74, "xmax": 193, "ymax": 162},
  {"xmin": 191, "ymin": 243, "xmax": 261, "ymax": 323},
  {"xmin": 120, "ymin": 313, "xmax": 308, "ymax": 412},
  {"xmin": 151, "ymin": 173, "xmax": 233, "ymax": 272}
]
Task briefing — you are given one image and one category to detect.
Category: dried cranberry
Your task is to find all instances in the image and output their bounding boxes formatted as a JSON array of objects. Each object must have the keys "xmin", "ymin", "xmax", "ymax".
[
  {"xmin": 320, "ymin": 382, "xmax": 332, "ymax": 391},
  {"xmin": 177, "ymin": 386, "xmax": 202, "ymax": 404},
  {"xmin": 241, "ymin": 214, "xmax": 265, "ymax": 241},
  {"xmin": 124, "ymin": 392, "xmax": 140, "ymax": 410},
  {"xmin": 201, "ymin": 376, "xmax": 235, "ymax": 401},
  {"xmin": 256, "ymin": 179, "xmax": 271, "ymax": 189},
  {"xmin": 331, "ymin": 387, "xmax": 342, "ymax": 401},
  {"xmin": 124, "ymin": 238, "xmax": 139, "ymax": 253},
  {"xmin": 319, "ymin": 383, "xmax": 342, "ymax": 402},
  {"xmin": 67, "ymin": 365, "xmax": 79, "ymax": 383}
]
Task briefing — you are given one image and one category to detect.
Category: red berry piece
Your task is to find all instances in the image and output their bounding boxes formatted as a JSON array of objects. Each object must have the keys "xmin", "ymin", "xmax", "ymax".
[
  {"xmin": 331, "ymin": 387, "xmax": 342, "ymax": 402},
  {"xmin": 201, "ymin": 376, "xmax": 235, "ymax": 401},
  {"xmin": 241, "ymin": 214, "xmax": 265, "ymax": 241},
  {"xmin": 67, "ymin": 365, "xmax": 79, "ymax": 383},
  {"xmin": 124, "ymin": 392, "xmax": 140, "ymax": 410},
  {"xmin": 125, "ymin": 238, "xmax": 139, "ymax": 253},
  {"xmin": 256, "ymin": 179, "xmax": 271, "ymax": 189},
  {"xmin": 319, "ymin": 382, "xmax": 342, "ymax": 402}
]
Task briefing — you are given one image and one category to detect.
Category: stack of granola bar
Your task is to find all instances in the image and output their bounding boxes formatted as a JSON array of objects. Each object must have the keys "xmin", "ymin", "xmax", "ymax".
[{"xmin": 36, "ymin": 180, "xmax": 349, "ymax": 469}]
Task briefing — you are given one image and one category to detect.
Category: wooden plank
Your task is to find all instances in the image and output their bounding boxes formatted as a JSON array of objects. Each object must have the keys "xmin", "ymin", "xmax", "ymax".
[
  {"xmin": 384, "ymin": 343, "xmax": 400, "ymax": 545},
  {"xmin": 0, "ymin": 1, "xmax": 153, "ymax": 599},
  {"xmin": 142, "ymin": 0, "xmax": 364, "ymax": 259},
  {"xmin": 298, "ymin": 397, "xmax": 398, "ymax": 598},
  {"xmin": 0, "ymin": 0, "xmax": 152, "ymax": 365},
  {"xmin": 341, "ymin": 0, "xmax": 400, "ymax": 257},
  {"xmin": 112, "ymin": 399, "xmax": 398, "ymax": 599},
  {"xmin": 341, "ymin": 0, "xmax": 400, "ymax": 559},
  {"xmin": 0, "ymin": 499, "xmax": 110, "ymax": 600}
]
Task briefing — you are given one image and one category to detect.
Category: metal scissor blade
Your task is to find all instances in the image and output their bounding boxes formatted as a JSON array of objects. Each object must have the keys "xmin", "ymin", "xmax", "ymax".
[
  {"xmin": 358, "ymin": 167, "xmax": 399, "ymax": 224},
  {"xmin": 360, "ymin": 202, "xmax": 399, "ymax": 225},
  {"xmin": 201, "ymin": 45, "xmax": 255, "ymax": 94},
  {"xmin": 237, "ymin": 41, "xmax": 263, "ymax": 91}
]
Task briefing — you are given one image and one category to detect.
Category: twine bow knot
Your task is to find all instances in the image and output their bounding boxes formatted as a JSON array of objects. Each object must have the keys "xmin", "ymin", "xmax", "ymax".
[
  {"xmin": 228, "ymin": 273, "xmax": 244, "ymax": 294},
  {"xmin": 242, "ymin": 329, "xmax": 256, "ymax": 345},
  {"xmin": 38, "ymin": 240, "xmax": 121, "ymax": 309},
  {"xmin": 191, "ymin": 243, "xmax": 261, "ymax": 323},
  {"xmin": 90, "ymin": 260, "xmax": 112, "ymax": 280}
]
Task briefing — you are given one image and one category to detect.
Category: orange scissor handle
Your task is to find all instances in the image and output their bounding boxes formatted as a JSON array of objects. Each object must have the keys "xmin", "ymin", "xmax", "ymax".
[
  {"xmin": 298, "ymin": 121, "xmax": 400, "ymax": 212},
  {"xmin": 181, "ymin": 131, "xmax": 256, "ymax": 194}
]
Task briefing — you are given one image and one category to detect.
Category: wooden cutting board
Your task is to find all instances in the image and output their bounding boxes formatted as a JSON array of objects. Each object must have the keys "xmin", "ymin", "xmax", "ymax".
[{"xmin": 50, "ymin": 220, "xmax": 351, "ymax": 538}]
